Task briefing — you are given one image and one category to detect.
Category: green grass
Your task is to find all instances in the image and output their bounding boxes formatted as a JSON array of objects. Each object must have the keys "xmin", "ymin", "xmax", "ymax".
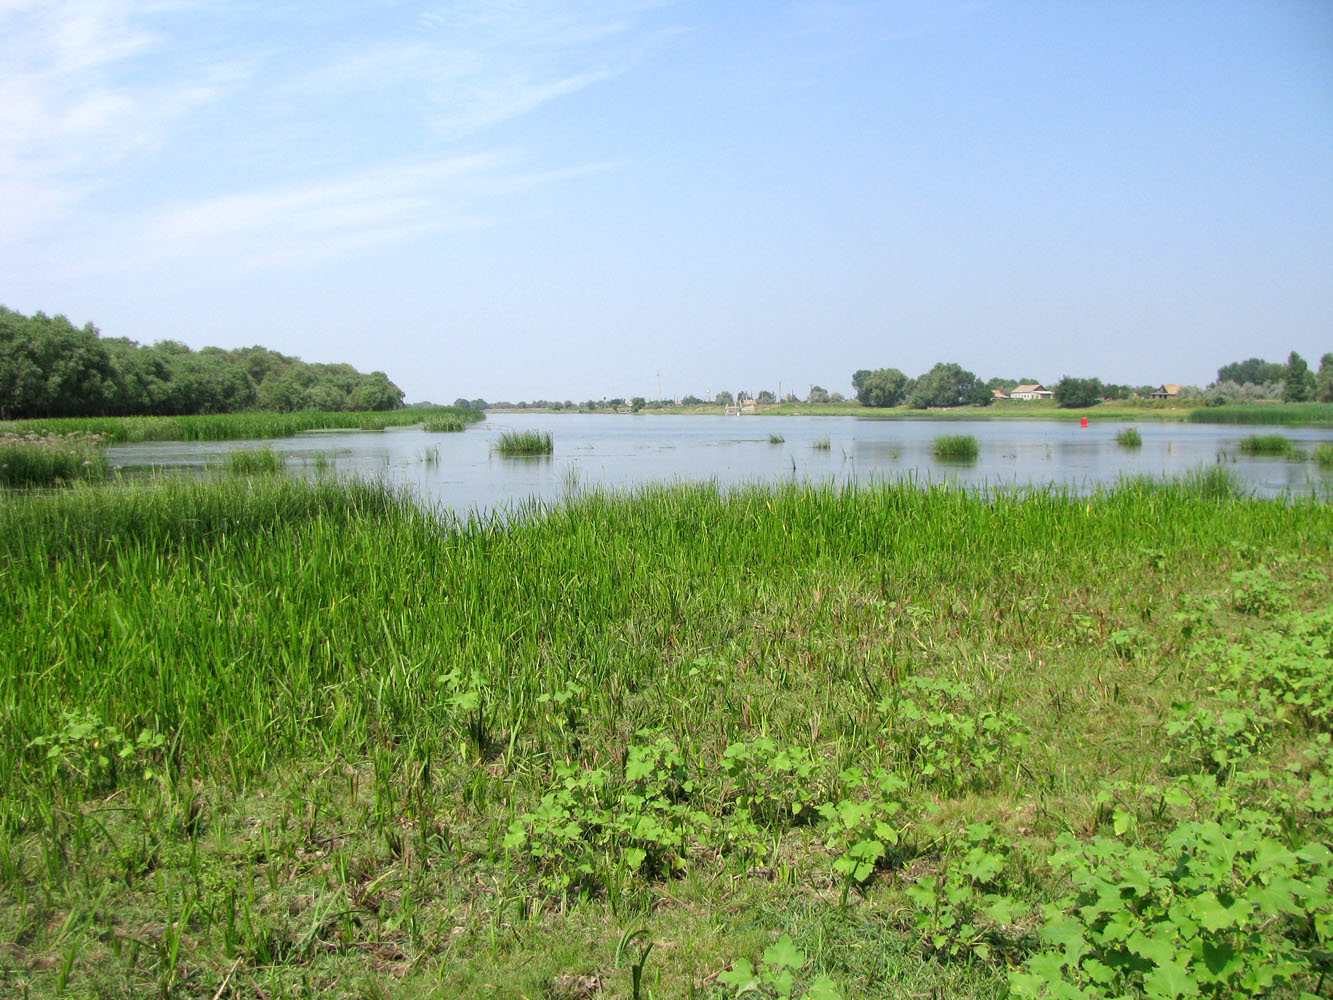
[
  {"xmin": 769, "ymin": 433, "xmax": 785, "ymax": 444},
  {"xmin": 495, "ymin": 429, "xmax": 553, "ymax": 456},
  {"xmin": 1, "ymin": 474, "xmax": 1330, "ymax": 997},
  {"xmin": 933, "ymin": 433, "xmax": 979, "ymax": 459},
  {"xmin": 0, "ymin": 431, "xmax": 108, "ymax": 487},
  {"xmin": 424, "ymin": 416, "xmax": 467, "ymax": 432},
  {"xmin": 1239, "ymin": 433, "xmax": 1294, "ymax": 455},
  {"xmin": 812, "ymin": 436, "xmax": 831, "ymax": 450},
  {"xmin": 1115, "ymin": 426, "xmax": 1142, "ymax": 448},
  {"xmin": 1317, "ymin": 443, "xmax": 1333, "ymax": 468},
  {"xmin": 223, "ymin": 447, "xmax": 285, "ymax": 475},
  {"xmin": 1190, "ymin": 402, "xmax": 1333, "ymax": 427},
  {"xmin": 0, "ymin": 406, "xmax": 483, "ymax": 444}
]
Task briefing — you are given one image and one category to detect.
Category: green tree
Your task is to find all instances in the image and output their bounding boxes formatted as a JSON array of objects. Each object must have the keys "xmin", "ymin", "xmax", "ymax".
[
  {"xmin": 1217, "ymin": 357, "xmax": 1285, "ymax": 386},
  {"xmin": 854, "ymin": 368, "xmax": 912, "ymax": 407},
  {"xmin": 1316, "ymin": 353, "xmax": 1333, "ymax": 403},
  {"xmin": 1052, "ymin": 376, "xmax": 1105, "ymax": 408},
  {"xmin": 907, "ymin": 363, "xmax": 983, "ymax": 408},
  {"xmin": 715, "ymin": 390, "xmax": 734, "ymax": 407},
  {"xmin": 631, "ymin": 396, "xmax": 646, "ymax": 413},
  {"xmin": 1282, "ymin": 351, "xmax": 1315, "ymax": 402},
  {"xmin": 807, "ymin": 385, "xmax": 830, "ymax": 404}
]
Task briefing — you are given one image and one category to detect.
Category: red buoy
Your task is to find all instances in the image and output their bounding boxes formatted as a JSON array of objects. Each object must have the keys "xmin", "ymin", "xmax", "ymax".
[{"xmin": 1080, "ymin": 416, "xmax": 1088, "ymax": 428}]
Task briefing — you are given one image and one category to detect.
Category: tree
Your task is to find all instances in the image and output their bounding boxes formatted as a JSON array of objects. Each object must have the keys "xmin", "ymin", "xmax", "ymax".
[
  {"xmin": 854, "ymin": 368, "xmax": 911, "ymax": 407},
  {"xmin": 714, "ymin": 390, "xmax": 734, "ymax": 407},
  {"xmin": 1316, "ymin": 353, "xmax": 1333, "ymax": 403},
  {"xmin": 1052, "ymin": 376, "xmax": 1105, "ymax": 408},
  {"xmin": 1217, "ymin": 357, "xmax": 1285, "ymax": 386},
  {"xmin": 631, "ymin": 396, "xmax": 646, "ymax": 413},
  {"xmin": 1283, "ymin": 352, "xmax": 1315, "ymax": 402},
  {"xmin": 907, "ymin": 363, "xmax": 983, "ymax": 409},
  {"xmin": 807, "ymin": 385, "xmax": 830, "ymax": 404},
  {"xmin": 757, "ymin": 390, "xmax": 776, "ymax": 405}
]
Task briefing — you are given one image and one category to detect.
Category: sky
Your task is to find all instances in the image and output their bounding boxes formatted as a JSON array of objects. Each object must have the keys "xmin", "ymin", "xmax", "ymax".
[{"xmin": 2, "ymin": 1, "xmax": 1331, "ymax": 403}]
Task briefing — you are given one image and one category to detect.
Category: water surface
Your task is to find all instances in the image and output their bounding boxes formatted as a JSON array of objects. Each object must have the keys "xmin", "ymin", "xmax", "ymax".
[{"xmin": 108, "ymin": 415, "xmax": 1333, "ymax": 515}]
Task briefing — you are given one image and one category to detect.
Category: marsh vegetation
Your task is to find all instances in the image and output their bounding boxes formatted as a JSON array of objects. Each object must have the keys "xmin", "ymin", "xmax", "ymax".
[{"xmin": 1, "ymin": 470, "xmax": 1330, "ymax": 998}]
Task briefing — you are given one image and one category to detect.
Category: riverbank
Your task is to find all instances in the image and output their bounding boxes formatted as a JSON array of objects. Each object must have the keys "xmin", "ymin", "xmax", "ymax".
[
  {"xmin": 490, "ymin": 399, "xmax": 1207, "ymax": 421},
  {"xmin": 1, "ymin": 474, "xmax": 1329, "ymax": 998}
]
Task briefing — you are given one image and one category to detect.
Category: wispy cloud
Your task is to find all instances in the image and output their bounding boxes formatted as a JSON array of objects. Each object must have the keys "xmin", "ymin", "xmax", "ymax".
[{"xmin": 2, "ymin": 0, "xmax": 673, "ymax": 262}]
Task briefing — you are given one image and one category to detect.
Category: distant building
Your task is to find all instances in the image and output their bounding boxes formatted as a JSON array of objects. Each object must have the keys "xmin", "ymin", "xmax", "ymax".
[
  {"xmin": 992, "ymin": 389, "xmax": 1009, "ymax": 400},
  {"xmin": 1009, "ymin": 384, "xmax": 1053, "ymax": 400},
  {"xmin": 1150, "ymin": 384, "xmax": 1182, "ymax": 399}
]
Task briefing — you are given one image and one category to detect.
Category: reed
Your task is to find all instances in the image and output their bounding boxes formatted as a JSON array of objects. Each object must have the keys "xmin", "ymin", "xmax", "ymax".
[
  {"xmin": 769, "ymin": 433, "xmax": 785, "ymax": 444},
  {"xmin": 0, "ymin": 431, "xmax": 108, "ymax": 486},
  {"xmin": 223, "ymin": 447, "xmax": 285, "ymax": 474},
  {"xmin": 1115, "ymin": 426, "xmax": 1143, "ymax": 448},
  {"xmin": 933, "ymin": 433, "xmax": 979, "ymax": 459},
  {"xmin": 811, "ymin": 436, "xmax": 831, "ymax": 450},
  {"xmin": 1188, "ymin": 402, "xmax": 1333, "ymax": 426},
  {"xmin": 424, "ymin": 416, "xmax": 467, "ymax": 432},
  {"xmin": 1239, "ymin": 433, "xmax": 1293, "ymax": 455},
  {"xmin": 1317, "ymin": 443, "xmax": 1333, "ymax": 468},
  {"xmin": 0, "ymin": 406, "xmax": 483, "ymax": 444},
  {"xmin": 495, "ymin": 429, "xmax": 553, "ymax": 456}
]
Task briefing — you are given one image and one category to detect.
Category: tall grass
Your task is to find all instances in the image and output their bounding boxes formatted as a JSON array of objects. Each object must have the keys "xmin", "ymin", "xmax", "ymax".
[
  {"xmin": 933, "ymin": 433, "xmax": 979, "ymax": 459},
  {"xmin": 0, "ymin": 406, "xmax": 483, "ymax": 444},
  {"xmin": 0, "ymin": 431, "xmax": 108, "ymax": 486},
  {"xmin": 1115, "ymin": 426, "xmax": 1142, "ymax": 448},
  {"xmin": 1, "ymin": 474, "xmax": 1328, "ymax": 997},
  {"xmin": 1317, "ymin": 443, "xmax": 1333, "ymax": 468},
  {"xmin": 1188, "ymin": 402, "xmax": 1333, "ymax": 426},
  {"xmin": 223, "ymin": 447, "xmax": 285, "ymax": 475},
  {"xmin": 1239, "ymin": 434, "xmax": 1293, "ymax": 455},
  {"xmin": 424, "ymin": 416, "xmax": 467, "ymax": 432},
  {"xmin": 811, "ymin": 436, "xmax": 831, "ymax": 450},
  {"xmin": 495, "ymin": 429, "xmax": 553, "ymax": 456}
]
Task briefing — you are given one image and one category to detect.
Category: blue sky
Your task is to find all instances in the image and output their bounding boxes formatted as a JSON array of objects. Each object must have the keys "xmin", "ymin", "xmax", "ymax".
[{"xmin": 3, "ymin": 1, "xmax": 1330, "ymax": 402}]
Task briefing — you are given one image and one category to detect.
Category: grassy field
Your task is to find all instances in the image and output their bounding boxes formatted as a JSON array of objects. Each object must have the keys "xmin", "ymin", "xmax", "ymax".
[
  {"xmin": 1, "ymin": 474, "xmax": 1330, "ymax": 998},
  {"xmin": 0, "ymin": 407, "xmax": 483, "ymax": 444}
]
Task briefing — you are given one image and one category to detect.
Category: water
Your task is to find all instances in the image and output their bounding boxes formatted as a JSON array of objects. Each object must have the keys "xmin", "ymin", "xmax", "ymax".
[{"xmin": 107, "ymin": 415, "xmax": 1333, "ymax": 515}]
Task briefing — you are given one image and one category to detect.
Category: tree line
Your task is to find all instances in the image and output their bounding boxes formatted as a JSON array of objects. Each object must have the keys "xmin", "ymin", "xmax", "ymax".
[
  {"xmin": 851, "ymin": 351, "xmax": 1333, "ymax": 410},
  {"xmin": 0, "ymin": 307, "xmax": 404, "ymax": 420}
]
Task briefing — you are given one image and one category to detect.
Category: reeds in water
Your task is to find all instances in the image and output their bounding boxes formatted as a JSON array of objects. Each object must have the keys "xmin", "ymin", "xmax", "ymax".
[
  {"xmin": 934, "ymin": 433, "xmax": 979, "ymax": 459},
  {"xmin": 223, "ymin": 447, "xmax": 285, "ymax": 475},
  {"xmin": 1239, "ymin": 434, "xmax": 1293, "ymax": 456},
  {"xmin": 1189, "ymin": 403, "xmax": 1333, "ymax": 426},
  {"xmin": 1115, "ymin": 427, "xmax": 1143, "ymax": 448},
  {"xmin": 425, "ymin": 417, "xmax": 466, "ymax": 432},
  {"xmin": 811, "ymin": 436, "xmax": 831, "ymax": 451},
  {"xmin": 769, "ymin": 434, "xmax": 785, "ymax": 444},
  {"xmin": 1317, "ymin": 443, "xmax": 1333, "ymax": 468},
  {"xmin": 496, "ymin": 429, "xmax": 553, "ymax": 456},
  {"xmin": 0, "ymin": 431, "xmax": 107, "ymax": 486}
]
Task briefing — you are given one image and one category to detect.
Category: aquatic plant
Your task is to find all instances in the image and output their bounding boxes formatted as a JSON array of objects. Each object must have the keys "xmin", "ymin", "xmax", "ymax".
[
  {"xmin": 496, "ymin": 429, "xmax": 553, "ymax": 456},
  {"xmin": 934, "ymin": 433, "xmax": 979, "ymax": 459},
  {"xmin": 0, "ymin": 431, "xmax": 107, "ymax": 486},
  {"xmin": 1239, "ymin": 434, "xmax": 1293, "ymax": 455},
  {"xmin": 1115, "ymin": 426, "xmax": 1142, "ymax": 448},
  {"xmin": 223, "ymin": 447, "xmax": 284, "ymax": 475}
]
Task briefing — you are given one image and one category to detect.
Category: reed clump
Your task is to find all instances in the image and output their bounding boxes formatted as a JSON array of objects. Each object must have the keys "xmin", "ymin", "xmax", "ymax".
[
  {"xmin": 496, "ymin": 429, "xmax": 553, "ymax": 456},
  {"xmin": 769, "ymin": 433, "xmax": 785, "ymax": 444},
  {"xmin": 425, "ymin": 416, "xmax": 467, "ymax": 432},
  {"xmin": 1316, "ymin": 442, "xmax": 1333, "ymax": 468},
  {"xmin": 223, "ymin": 447, "xmax": 285, "ymax": 475},
  {"xmin": 1115, "ymin": 426, "xmax": 1143, "ymax": 448},
  {"xmin": 1189, "ymin": 402, "xmax": 1333, "ymax": 426},
  {"xmin": 934, "ymin": 433, "xmax": 979, "ymax": 459},
  {"xmin": 1239, "ymin": 434, "xmax": 1293, "ymax": 455},
  {"xmin": 0, "ymin": 430, "xmax": 108, "ymax": 486},
  {"xmin": 811, "ymin": 436, "xmax": 831, "ymax": 451}
]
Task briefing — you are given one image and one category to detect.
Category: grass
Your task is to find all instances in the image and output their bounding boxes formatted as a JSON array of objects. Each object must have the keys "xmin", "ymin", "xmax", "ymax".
[
  {"xmin": 424, "ymin": 416, "xmax": 467, "ymax": 432},
  {"xmin": 0, "ymin": 474, "xmax": 1330, "ymax": 997},
  {"xmin": 496, "ymin": 429, "xmax": 553, "ymax": 456},
  {"xmin": 769, "ymin": 434, "xmax": 785, "ymax": 444},
  {"xmin": 1189, "ymin": 402, "xmax": 1333, "ymax": 427},
  {"xmin": 1115, "ymin": 426, "xmax": 1142, "ymax": 448},
  {"xmin": 1317, "ymin": 443, "xmax": 1333, "ymax": 468},
  {"xmin": 223, "ymin": 447, "xmax": 284, "ymax": 475},
  {"xmin": 0, "ymin": 431, "xmax": 108, "ymax": 487},
  {"xmin": 1239, "ymin": 433, "xmax": 1294, "ymax": 455},
  {"xmin": 812, "ymin": 436, "xmax": 831, "ymax": 450},
  {"xmin": 933, "ymin": 433, "xmax": 979, "ymax": 459},
  {"xmin": 0, "ymin": 406, "xmax": 483, "ymax": 444}
]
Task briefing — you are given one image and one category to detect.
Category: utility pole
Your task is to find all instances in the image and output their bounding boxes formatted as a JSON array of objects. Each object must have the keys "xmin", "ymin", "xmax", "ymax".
[{"xmin": 656, "ymin": 370, "xmax": 661, "ymax": 405}]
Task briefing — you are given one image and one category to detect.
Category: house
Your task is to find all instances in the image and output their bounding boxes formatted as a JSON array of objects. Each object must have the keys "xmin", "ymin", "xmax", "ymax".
[
  {"xmin": 1150, "ymin": 384, "xmax": 1182, "ymax": 399},
  {"xmin": 992, "ymin": 389, "xmax": 1008, "ymax": 400},
  {"xmin": 1009, "ymin": 384, "xmax": 1053, "ymax": 400}
]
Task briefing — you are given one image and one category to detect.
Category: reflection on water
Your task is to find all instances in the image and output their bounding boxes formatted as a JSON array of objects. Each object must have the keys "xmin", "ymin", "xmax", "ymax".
[{"xmin": 106, "ymin": 415, "xmax": 1333, "ymax": 516}]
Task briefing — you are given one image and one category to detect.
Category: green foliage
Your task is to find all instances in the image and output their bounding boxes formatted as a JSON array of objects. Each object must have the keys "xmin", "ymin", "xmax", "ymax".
[
  {"xmin": 29, "ymin": 711, "xmax": 165, "ymax": 792},
  {"xmin": 1053, "ymin": 376, "xmax": 1105, "ymax": 409},
  {"xmin": 717, "ymin": 935, "xmax": 843, "ymax": 999},
  {"xmin": 933, "ymin": 434, "xmax": 979, "ymax": 460},
  {"xmin": 1116, "ymin": 427, "xmax": 1143, "ymax": 448},
  {"xmin": 424, "ymin": 416, "xmax": 466, "ymax": 432},
  {"xmin": 908, "ymin": 362, "xmax": 984, "ymax": 409},
  {"xmin": 495, "ymin": 429, "xmax": 553, "ymax": 456},
  {"xmin": 1282, "ymin": 351, "xmax": 1316, "ymax": 403},
  {"xmin": 1317, "ymin": 443, "xmax": 1333, "ymax": 467},
  {"xmin": 1187, "ymin": 402, "xmax": 1333, "ymax": 426},
  {"xmin": 817, "ymin": 767, "xmax": 910, "ymax": 887},
  {"xmin": 769, "ymin": 433, "xmax": 785, "ymax": 444},
  {"xmin": 1217, "ymin": 357, "xmax": 1286, "ymax": 387},
  {"xmin": 853, "ymin": 368, "xmax": 913, "ymax": 408},
  {"xmin": 722, "ymin": 738, "xmax": 825, "ymax": 832},
  {"xmin": 0, "ymin": 305, "xmax": 405, "ymax": 419}
]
